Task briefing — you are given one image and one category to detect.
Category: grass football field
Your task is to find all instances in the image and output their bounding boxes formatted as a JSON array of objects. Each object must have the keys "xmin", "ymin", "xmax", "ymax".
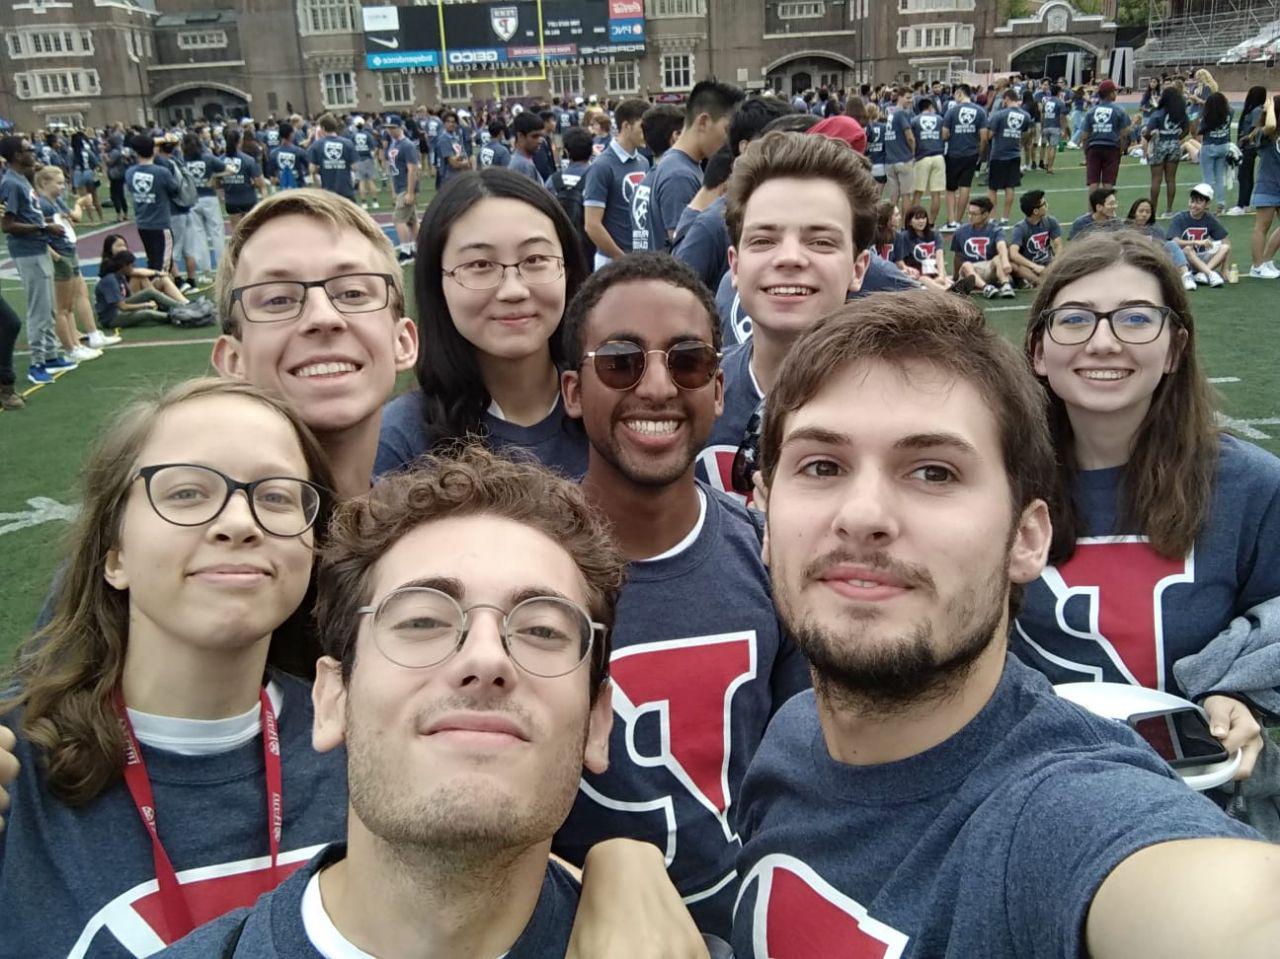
[{"xmin": 2, "ymin": 157, "xmax": 1278, "ymax": 657}]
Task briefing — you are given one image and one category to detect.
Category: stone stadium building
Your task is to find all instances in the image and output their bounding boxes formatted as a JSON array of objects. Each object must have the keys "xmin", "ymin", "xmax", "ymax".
[{"xmin": 0, "ymin": 0, "xmax": 1270, "ymax": 134}]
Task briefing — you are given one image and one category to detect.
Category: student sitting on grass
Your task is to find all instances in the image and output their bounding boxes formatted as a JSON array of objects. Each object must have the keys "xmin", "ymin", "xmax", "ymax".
[
  {"xmin": 99, "ymin": 233, "xmax": 191, "ymax": 303},
  {"xmin": 1128, "ymin": 196, "xmax": 1202, "ymax": 292},
  {"xmin": 95, "ymin": 251, "xmax": 188, "ymax": 328},
  {"xmin": 1167, "ymin": 183, "xmax": 1231, "ymax": 288}
]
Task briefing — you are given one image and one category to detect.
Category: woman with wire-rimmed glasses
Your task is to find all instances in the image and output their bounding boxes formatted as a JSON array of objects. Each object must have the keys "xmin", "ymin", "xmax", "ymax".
[
  {"xmin": 375, "ymin": 167, "xmax": 591, "ymax": 481},
  {"xmin": 0, "ymin": 378, "xmax": 349, "ymax": 954},
  {"xmin": 1011, "ymin": 233, "xmax": 1280, "ymax": 827}
]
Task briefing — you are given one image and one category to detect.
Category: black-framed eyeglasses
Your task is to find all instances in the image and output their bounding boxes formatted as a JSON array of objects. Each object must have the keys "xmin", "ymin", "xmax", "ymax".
[
  {"xmin": 1039, "ymin": 304, "xmax": 1178, "ymax": 346},
  {"xmin": 583, "ymin": 340, "xmax": 721, "ymax": 392},
  {"xmin": 731, "ymin": 399, "xmax": 766, "ymax": 496},
  {"xmin": 441, "ymin": 254, "xmax": 564, "ymax": 291},
  {"xmin": 134, "ymin": 464, "xmax": 324, "ymax": 537},
  {"xmin": 230, "ymin": 273, "xmax": 395, "ymax": 324},
  {"xmin": 356, "ymin": 586, "xmax": 605, "ymax": 678}
]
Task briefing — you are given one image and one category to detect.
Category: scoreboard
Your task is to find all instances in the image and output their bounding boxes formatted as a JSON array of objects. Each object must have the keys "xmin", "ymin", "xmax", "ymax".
[{"xmin": 362, "ymin": 1, "xmax": 646, "ymax": 82}]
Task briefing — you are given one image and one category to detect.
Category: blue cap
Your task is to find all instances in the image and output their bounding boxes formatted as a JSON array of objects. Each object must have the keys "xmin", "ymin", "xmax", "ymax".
[{"xmin": 385, "ymin": 114, "xmax": 404, "ymax": 127}]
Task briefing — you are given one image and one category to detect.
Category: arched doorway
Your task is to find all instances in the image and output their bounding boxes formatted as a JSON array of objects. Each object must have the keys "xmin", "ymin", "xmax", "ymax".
[
  {"xmin": 154, "ymin": 83, "xmax": 251, "ymax": 125},
  {"xmin": 1010, "ymin": 41, "xmax": 1098, "ymax": 81},
  {"xmin": 764, "ymin": 50, "xmax": 859, "ymax": 97}
]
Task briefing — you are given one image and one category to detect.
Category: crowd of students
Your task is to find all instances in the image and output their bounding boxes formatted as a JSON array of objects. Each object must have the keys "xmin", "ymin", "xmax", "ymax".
[{"xmin": 1, "ymin": 75, "xmax": 1280, "ymax": 958}]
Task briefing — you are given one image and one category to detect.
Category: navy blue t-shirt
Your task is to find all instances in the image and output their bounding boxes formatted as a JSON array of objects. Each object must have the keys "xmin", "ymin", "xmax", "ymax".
[
  {"xmin": 125, "ymin": 162, "xmax": 180, "ymax": 230},
  {"xmin": 941, "ymin": 102, "xmax": 986, "ymax": 157},
  {"xmin": 37, "ymin": 196, "xmax": 76, "ymax": 257},
  {"xmin": 306, "ymin": 136, "xmax": 356, "ymax": 198},
  {"xmin": 865, "ymin": 121, "xmax": 885, "ymax": 163},
  {"xmin": 95, "ymin": 270, "xmax": 127, "ymax": 325},
  {"xmin": 1257, "ymin": 131, "xmax": 1280, "ymax": 198},
  {"xmin": 648, "ymin": 147, "xmax": 704, "ymax": 251},
  {"xmin": 554, "ymin": 485, "xmax": 810, "ymax": 940},
  {"xmin": 160, "ymin": 843, "xmax": 580, "ymax": 958},
  {"xmin": 696, "ymin": 342, "xmax": 761, "ymax": 501},
  {"xmin": 218, "ymin": 152, "xmax": 262, "ymax": 209},
  {"xmin": 387, "ymin": 135, "xmax": 421, "ymax": 194},
  {"xmin": 508, "ymin": 150, "xmax": 542, "ymax": 184},
  {"xmin": 892, "ymin": 228, "xmax": 942, "ymax": 272},
  {"xmin": 732, "ymin": 655, "xmax": 1258, "ymax": 958},
  {"xmin": 882, "ymin": 109, "xmax": 914, "ymax": 165},
  {"xmin": 1145, "ymin": 108, "xmax": 1189, "ymax": 143},
  {"xmin": 350, "ymin": 128, "xmax": 375, "ymax": 159},
  {"xmin": 434, "ymin": 131, "xmax": 465, "ymax": 186},
  {"xmin": 985, "ymin": 107, "xmax": 1032, "ymax": 162},
  {"xmin": 583, "ymin": 139, "xmax": 650, "ymax": 255},
  {"xmin": 0, "ymin": 675, "xmax": 347, "ymax": 958},
  {"xmin": 1083, "ymin": 102, "xmax": 1132, "ymax": 148},
  {"xmin": 1008, "ymin": 215, "xmax": 1062, "ymax": 265},
  {"xmin": 950, "ymin": 220, "xmax": 1005, "ymax": 263},
  {"xmin": 268, "ymin": 144, "xmax": 308, "ymax": 189},
  {"xmin": 375, "ymin": 389, "xmax": 588, "ymax": 481},
  {"xmin": 1167, "ymin": 210, "xmax": 1229, "ymax": 243},
  {"xmin": 186, "ymin": 152, "xmax": 226, "ymax": 198},
  {"xmin": 911, "ymin": 113, "xmax": 945, "ymax": 159},
  {"xmin": 1012, "ymin": 434, "xmax": 1280, "ymax": 694},
  {"xmin": 673, "ymin": 195, "xmax": 730, "ymax": 291},
  {"xmin": 478, "ymin": 141, "xmax": 512, "ymax": 168},
  {"xmin": 1040, "ymin": 95, "xmax": 1064, "ymax": 129},
  {"xmin": 0, "ymin": 169, "xmax": 49, "ymax": 258}
]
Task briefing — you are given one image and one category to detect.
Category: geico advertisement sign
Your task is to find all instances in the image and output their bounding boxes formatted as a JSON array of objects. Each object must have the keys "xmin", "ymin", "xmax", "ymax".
[{"xmin": 447, "ymin": 48, "xmax": 505, "ymax": 64}]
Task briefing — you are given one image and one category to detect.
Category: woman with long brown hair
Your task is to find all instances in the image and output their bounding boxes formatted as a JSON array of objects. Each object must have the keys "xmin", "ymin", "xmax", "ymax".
[
  {"xmin": 1013, "ymin": 233, "xmax": 1280, "ymax": 787},
  {"xmin": 0, "ymin": 378, "xmax": 346, "ymax": 956}
]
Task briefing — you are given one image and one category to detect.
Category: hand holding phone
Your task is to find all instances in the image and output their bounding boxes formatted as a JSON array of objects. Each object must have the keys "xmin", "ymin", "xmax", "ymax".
[
  {"xmin": 1127, "ymin": 707, "xmax": 1229, "ymax": 770},
  {"xmin": 1203, "ymin": 694, "xmax": 1264, "ymax": 781}
]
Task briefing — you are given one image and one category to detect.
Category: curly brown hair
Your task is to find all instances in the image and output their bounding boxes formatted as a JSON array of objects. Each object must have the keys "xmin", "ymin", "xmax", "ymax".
[{"xmin": 315, "ymin": 444, "xmax": 626, "ymax": 700}]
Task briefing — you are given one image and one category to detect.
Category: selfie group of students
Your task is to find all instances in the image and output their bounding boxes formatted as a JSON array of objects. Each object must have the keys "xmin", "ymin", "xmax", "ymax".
[{"xmin": 2, "ymin": 89, "xmax": 1280, "ymax": 959}]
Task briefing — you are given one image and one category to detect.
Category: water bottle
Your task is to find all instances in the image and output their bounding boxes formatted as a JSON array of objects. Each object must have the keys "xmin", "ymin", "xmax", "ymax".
[{"xmin": 1227, "ymin": 263, "xmax": 1239, "ymax": 284}]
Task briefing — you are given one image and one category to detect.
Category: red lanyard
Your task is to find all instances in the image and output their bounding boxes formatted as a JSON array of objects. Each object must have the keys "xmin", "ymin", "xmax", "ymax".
[{"xmin": 114, "ymin": 687, "xmax": 282, "ymax": 940}]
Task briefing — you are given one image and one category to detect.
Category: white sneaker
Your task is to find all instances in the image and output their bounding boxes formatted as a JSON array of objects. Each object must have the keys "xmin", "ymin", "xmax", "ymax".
[
  {"xmin": 69, "ymin": 345, "xmax": 103, "ymax": 362},
  {"xmin": 1193, "ymin": 272, "xmax": 1209, "ymax": 285},
  {"xmin": 87, "ymin": 330, "xmax": 121, "ymax": 348},
  {"xmin": 1249, "ymin": 262, "xmax": 1280, "ymax": 279},
  {"xmin": 982, "ymin": 284, "xmax": 999, "ymax": 299},
  {"xmin": 1226, "ymin": 206, "xmax": 1245, "ymax": 216},
  {"xmin": 1181, "ymin": 272, "xmax": 1197, "ymax": 291},
  {"xmin": 1207, "ymin": 271, "xmax": 1225, "ymax": 288}
]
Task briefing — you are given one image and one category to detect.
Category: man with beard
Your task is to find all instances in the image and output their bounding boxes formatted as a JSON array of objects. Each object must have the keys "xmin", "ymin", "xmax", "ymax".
[
  {"xmin": 160, "ymin": 446, "xmax": 620, "ymax": 956},
  {"xmin": 557, "ymin": 254, "xmax": 810, "ymax": 946},
  {"xmin": 730, "ymin": 290, "xmax": 1278, "ymax": 958}
]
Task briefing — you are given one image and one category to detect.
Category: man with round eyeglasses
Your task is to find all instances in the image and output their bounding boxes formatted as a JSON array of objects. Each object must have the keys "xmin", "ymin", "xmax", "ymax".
[
  {"xmin": 558, "ymin": 254, "xmax": 811, "ymax": 947},
  {"xmin": 160, "ymin": 445, "xmax": 641, "ymax": 957}
]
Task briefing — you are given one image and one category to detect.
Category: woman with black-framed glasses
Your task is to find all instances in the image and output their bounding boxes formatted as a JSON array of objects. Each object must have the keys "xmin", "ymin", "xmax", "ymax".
[
  {"xmin": 1014, "ymin": 234, "xmax": 1280, "ymax": 820},
  {"xmin": 0, "ymin": 378, "xmax": 350, "ymax": 954},
  {"xmin": 375, "ymin": 168, "xmax": 591, "ymax": 480}
]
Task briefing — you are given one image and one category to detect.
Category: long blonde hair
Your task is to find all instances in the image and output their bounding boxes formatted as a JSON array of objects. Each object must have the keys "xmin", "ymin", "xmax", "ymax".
[{"xmin": 1, "ymin": 378, "xmax": 335, "ymax": 805}]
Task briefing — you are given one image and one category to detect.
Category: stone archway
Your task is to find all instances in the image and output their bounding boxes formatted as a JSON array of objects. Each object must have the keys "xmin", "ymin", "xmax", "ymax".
[
  {"xmin": 153, "ymin": 82, "xmax": 252, "ymax": 124},
  {"xmin": 764, "ymin": 49, "xmax": 859, "ymax": 97},
  {"xmin": 1009, "ymin": 39, "xmax": 1101, "ymax": 79}
]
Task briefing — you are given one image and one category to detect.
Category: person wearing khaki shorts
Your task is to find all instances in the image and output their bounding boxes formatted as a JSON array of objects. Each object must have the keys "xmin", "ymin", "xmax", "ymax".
[
  {"xmin": 394, "ymin": 191, "xmax": 417, "ymax": 230},
  {"xmin": 886, "ymin": 161, "xmax": 915, "ymax": 204}
]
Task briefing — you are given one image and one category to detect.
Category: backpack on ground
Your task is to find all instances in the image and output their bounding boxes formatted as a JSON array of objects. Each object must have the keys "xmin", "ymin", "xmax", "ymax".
[
  {"xmin": 548, "ymin": 170, "xmax": 595, "ymax": 261},
  {"xmin": 169, "ymin": 297, "xmax": 216, "ymax": 328}
]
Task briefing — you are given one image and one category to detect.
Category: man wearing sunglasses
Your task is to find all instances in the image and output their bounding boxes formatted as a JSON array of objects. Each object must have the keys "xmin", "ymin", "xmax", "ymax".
[
  {"xmin": 558, "ymin": 254, "xmax": 810, "ymax": 945},
  {"xmin": 697, "ymin": 130, "xmax": 877, "ymax": 502},
  {"xmin": 161, "ymin": 446, "xmax": 623, "ymax": 956},
  {"xmin": 211, "ymin": 189, "xmax": 418, "ymax": 499}
]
